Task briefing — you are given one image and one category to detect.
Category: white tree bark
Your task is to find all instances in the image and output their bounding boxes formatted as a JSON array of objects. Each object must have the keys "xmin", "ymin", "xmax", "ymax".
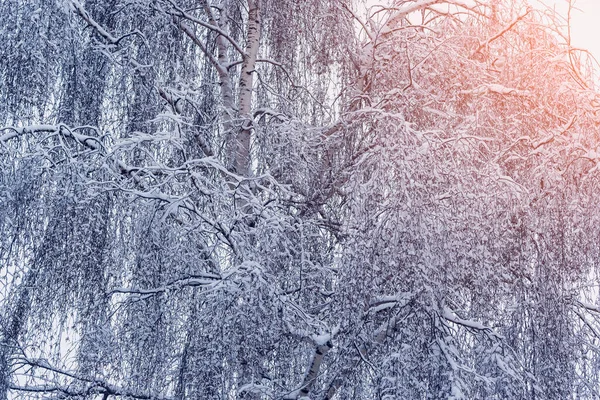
[
  {"xmin": 293, "ymin": 339, "xmax": 333, "ymax": 399},
  {"xmin": 199, "ymin": 0, "xmax": 236, "ymax": 135},
  {"xmin": 234, "ymin": 0, "xmax": 261, "ymax": 176}
]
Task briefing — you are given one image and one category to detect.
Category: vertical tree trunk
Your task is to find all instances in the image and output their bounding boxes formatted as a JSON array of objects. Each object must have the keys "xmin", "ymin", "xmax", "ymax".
[
  {"xmin": 234, "ymin": 0, "xmax": 261, "ymax": 176},
  {"xmin": 295, "ymin": 340, "xmax": 333, "ymax": 399}
]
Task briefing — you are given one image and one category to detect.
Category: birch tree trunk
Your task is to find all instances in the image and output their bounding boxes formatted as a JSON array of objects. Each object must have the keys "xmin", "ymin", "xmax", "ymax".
[{"xmin": 234, "ymin": 0, "xmax": 261, "ymax": 176}]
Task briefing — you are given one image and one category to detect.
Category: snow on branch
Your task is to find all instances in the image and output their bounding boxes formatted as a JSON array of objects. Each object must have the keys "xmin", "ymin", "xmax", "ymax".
[
  {"xmin": 531, "ymin": 115, "xmax": 576, "ymax": 150},
  {"xmin": 0, "ymin": 124, "xmax": 102, "ymax": 150},
  {"xmin": 386, "ymin": 0, "xmax": 479, "ymax": 29},
  {"xmin": 578, "ymin": 301, "xmax": 600, "ymax": 314},
  {"xmin": 441, "ymin": 307, "xmax": 502, "ymax": 338},
  {"xmin": 165, "ymin": 0, "xmax": 246, "ymax": 56},
  {"xmin": 473, "ymin": 7, "xmax": 532, "ymax": 56},
  {"xmin": 71, "ymin": 0, "xmax": 143, "ymax": 46},
  {"xmin": 176, "ymin": 18, "xmax": 227, "ymax": 75},
  {"xmin": 110, "ymin": 272, "xmax": 227, "ymax": 297},
  {"xmin": 367, "ymin": 292, "xmax": 413, "ymax": 314},
  {"xmin": 0, "ymin": 124, "xmax": 151, "ymax": 184},
  {"xmin": 9, "ymin": 356, "xmax": 173, "ymax": 400},
  {"xmin": 460, "ymin": 84, "xmax": 532, "ymax": 97},
  {"xmin": 70, "ymin": 0, "xmax": 118, "ymax": 43},
  {"xmin": 110, "ymin": 261, "xmax": 270, "ymax": 300}
]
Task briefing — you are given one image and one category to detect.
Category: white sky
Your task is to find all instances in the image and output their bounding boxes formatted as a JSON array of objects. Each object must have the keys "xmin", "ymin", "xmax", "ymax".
[
  {"xmin": 536, "ymin": 0, "xmax": 600, "ymax": 62},
  {"xmin": 364, "ymin": 1, "xmax": 600, "ymax": 70}
]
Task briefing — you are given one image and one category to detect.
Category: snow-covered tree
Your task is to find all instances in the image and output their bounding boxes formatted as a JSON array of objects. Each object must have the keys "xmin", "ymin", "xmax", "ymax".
[{"xmin": 2, "ymin": 0, "xmax": 600, "ymax": 399}]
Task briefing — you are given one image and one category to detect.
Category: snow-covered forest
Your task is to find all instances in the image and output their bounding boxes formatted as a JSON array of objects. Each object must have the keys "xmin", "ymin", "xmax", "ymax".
[{"xmin": 2, "ymin": 0, "xmax": 600, "ymax": 398}]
